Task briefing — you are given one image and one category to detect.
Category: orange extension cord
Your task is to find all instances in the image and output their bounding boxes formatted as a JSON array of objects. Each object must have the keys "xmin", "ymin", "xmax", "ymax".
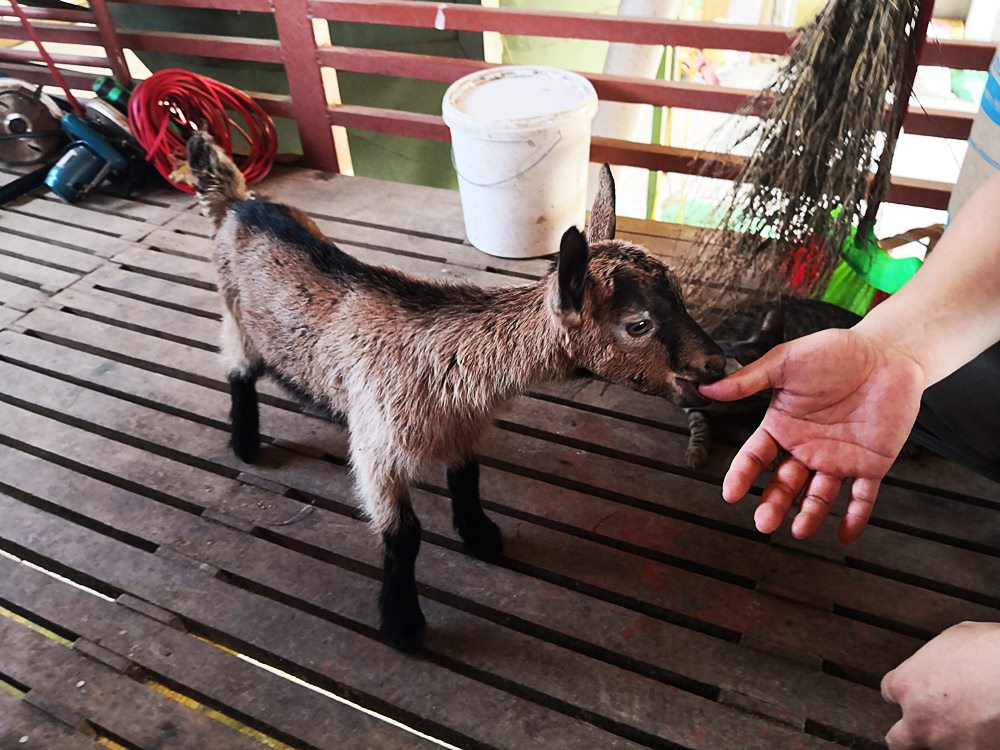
[{"xmin": 128, "ymin": 68, "xmax": 277, "ymax": 193}]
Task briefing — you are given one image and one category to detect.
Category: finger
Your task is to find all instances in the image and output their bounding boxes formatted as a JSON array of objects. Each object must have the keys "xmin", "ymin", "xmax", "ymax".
[
  {"xmin": 881, "ymin": 669, "xmax": 899, "ymax": 704},
  {"xmin": 838, "ymin": 477, "xmax": 881, "ymax": 545},
  {"xmin": 754, "ymin": 456, "xmax": 811, "ymax": 534},
  {"xmin": 791, "ymin": 472, "xmax": 843, "ymax": 539},
  {"xmin": 722, "ymin": 426, "xmax": 780, "ymax": 504},
  {"xmin": 885, "ymin": 718, "xmax": 925, "ymax": 750},
  {"xmin": 698, "ymin": 347, "xmax": 782, "ymax": 402}
]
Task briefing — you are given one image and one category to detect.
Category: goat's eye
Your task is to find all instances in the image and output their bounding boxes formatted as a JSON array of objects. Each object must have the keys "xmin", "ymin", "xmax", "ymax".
[{"xmin": 626, "ymin": 320, "xmax": 651, "ymax": 337}]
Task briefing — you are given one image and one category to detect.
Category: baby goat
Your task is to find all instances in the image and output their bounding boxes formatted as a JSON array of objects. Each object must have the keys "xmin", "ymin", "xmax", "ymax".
[{"xmin": 186, "ymin": 132, "xmax": 725, "ymax": 652}]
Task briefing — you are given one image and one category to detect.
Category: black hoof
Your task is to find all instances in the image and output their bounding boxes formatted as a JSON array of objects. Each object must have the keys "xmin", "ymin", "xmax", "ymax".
[
  {"xmin": 380, "ymin": 604, "xmax": 427, "ymax": 653},
  {"xmin": 458, "ymin": 514, "xmax": 503, "ymax": 563},
  {"xmin": 230, "ymin": 434, "xmax": 260, "ymax": 464}
]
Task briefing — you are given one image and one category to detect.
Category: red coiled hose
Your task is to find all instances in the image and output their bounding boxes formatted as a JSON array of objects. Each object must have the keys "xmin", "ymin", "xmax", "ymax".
[{"xmin": 128, "ymin": 68, "xmax": 277, "ymax": 193}]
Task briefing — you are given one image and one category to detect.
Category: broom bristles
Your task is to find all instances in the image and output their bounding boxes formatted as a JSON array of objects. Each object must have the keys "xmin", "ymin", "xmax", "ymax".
[{"xmin": 680, "ymin": 0, "xmax": 925, "ymax": 325}]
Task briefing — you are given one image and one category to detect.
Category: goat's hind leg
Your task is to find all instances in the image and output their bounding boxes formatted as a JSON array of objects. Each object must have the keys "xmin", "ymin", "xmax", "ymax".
[
  {"xmin": 447, "ymin": 457, "xmax": 502, "ymax": 562},
  {"xmin": 379, "ymin": 499, "xmax": 426, "ymax": 652},
  {"xmin": 355, "ymin": 455, "xmax": 426, "ymax": 652},
  {"xmin": 222, "ymin": 311, "xmax": 262, "ymax": 463}
]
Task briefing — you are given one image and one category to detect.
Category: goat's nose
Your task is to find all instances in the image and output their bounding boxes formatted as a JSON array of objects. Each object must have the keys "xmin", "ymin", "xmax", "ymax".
[{"xmin": 699, "ymin": 352, "xmax": 727, "ymax": 380}]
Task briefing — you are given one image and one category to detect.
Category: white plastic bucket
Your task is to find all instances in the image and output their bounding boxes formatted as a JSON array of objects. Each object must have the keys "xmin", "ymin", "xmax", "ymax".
[{"xmin": 443, "ymin": 66, "xmax": 598, "ymax": 258}]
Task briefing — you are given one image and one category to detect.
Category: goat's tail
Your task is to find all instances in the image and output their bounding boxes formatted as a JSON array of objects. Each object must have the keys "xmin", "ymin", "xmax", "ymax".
[{"xmin": 176, "ymin": 131, "xmax": 250, "ymax": 227}]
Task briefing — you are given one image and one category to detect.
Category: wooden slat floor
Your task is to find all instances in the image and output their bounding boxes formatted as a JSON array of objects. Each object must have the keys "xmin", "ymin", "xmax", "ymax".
[{"xmin": 0, "ymin": 166, "xmax": 998, "ymax": 750}]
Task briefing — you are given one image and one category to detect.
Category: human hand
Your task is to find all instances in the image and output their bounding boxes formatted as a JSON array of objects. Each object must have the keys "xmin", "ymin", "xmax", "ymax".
[
  {"xmin": 881, "ymin": 621, "xmax": 1000, "ymax": 749},
  {"xmin": 698, "ymin": 327, "xmax": 924, "ymax": 543}
]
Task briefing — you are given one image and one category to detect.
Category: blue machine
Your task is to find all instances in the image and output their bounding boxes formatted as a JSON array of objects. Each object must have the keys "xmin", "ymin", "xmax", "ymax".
[{"xmin": 45, "ymin": 112, "xmax": 131, "ymax": 203}]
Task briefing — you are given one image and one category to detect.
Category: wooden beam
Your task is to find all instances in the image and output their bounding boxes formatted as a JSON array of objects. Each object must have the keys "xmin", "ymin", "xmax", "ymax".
[
  {"xmin": 0, "ymin": 2, "xmax": 95, "ymax": 23},
  {"xmin": 312, "ymin": 1, "xmax": 797, "ymax": 52},
  {"xmin": 119, "ymin": 29, "xmax": 283, "ymax": 63},
  {"xmin": 89, "ymin": 0, "xmax": 133, "ymax": 87},
  {"xmin": 270, "ymin": 0, "xmax": 341, "ymax": 171},
  {"xmin": 326, "ymin": 105, "xmax": 953, "ymax": 208},
  {"xmin": 311, "ymin": 1, "xmax": 993, "ymax": 71},
  {"xmin": 317, "ymin": 45, "xmax": 973, "ymax": 140}
]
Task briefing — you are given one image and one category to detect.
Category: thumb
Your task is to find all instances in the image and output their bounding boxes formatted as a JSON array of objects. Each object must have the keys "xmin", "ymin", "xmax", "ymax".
[{"xmin": 698, "ymin": 347, "xmax": 782, "ymax": 401}]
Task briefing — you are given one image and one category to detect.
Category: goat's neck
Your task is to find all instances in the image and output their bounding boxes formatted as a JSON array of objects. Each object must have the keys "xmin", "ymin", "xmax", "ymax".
[{"xmin": 454, "ymin": 280, "xmax": 572, "ymax": 406}]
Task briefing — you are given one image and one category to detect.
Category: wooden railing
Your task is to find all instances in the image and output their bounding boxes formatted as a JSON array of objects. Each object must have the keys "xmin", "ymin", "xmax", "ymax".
[{"xmin": 0, "ymin": 0, "xmax": 993, "ymax": 209}]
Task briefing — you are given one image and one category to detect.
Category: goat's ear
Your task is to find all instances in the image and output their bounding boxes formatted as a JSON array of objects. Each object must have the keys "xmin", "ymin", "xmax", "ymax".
[
  {"xmin": 587, "ymin": 164, "xmax": 616, "ymax": 243},
  {"xmin": 556, "ymin": 226, "xmax": 589, "ymax": 321}
]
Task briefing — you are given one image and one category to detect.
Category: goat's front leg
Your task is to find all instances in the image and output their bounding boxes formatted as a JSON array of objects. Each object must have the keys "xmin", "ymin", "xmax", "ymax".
[
  {"xmin": 447, "ymin": 457, "xmax": 502, "ymax": 562},
  {"xmin": 685, "ymin": 408, "xmax": 710, "ymax": 469}
]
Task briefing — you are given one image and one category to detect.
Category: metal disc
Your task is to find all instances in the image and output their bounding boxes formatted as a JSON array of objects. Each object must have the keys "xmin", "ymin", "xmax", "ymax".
[{"xmin": 0, "ymin": 88, "xmax": 62, "ymax": 165}]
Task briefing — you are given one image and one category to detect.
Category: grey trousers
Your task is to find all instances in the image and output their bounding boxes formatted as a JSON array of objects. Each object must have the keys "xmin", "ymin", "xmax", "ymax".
[{"xmin": 911, "ymin": 342, "xmax": 1000, "ymax": 483}]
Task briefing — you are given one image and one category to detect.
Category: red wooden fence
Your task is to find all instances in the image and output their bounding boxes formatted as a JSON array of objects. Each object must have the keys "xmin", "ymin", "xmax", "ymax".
[{"xmin": 0, "ymin": 0, "xmax": 991, "ymax": 209}]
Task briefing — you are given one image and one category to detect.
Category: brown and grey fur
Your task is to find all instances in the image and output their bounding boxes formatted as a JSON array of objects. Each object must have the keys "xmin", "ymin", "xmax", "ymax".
[{"xmin": 186, "ymin": 131, "xmax": 724, "ymax": 652}]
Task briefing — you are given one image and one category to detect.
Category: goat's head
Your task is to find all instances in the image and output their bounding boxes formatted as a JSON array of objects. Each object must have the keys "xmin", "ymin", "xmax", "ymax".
[{"xmin": 546, "ymin": 165, "xmax": 725, "ymax": 406}]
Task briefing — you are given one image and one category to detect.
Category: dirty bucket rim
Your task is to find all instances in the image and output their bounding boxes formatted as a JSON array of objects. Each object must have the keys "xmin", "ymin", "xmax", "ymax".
[{"xmin": 442, "ymin": 65, "xmax": 598, "ymax": 136}]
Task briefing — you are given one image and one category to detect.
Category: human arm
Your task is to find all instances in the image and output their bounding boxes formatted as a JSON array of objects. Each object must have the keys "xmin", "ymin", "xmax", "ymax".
[
  {"xmin": 881, "ymin": 622, "xmax": 1000, "ymax": 750},
  {"xmin": 700, "ymin": 171, "xmax": 1000, "ymax": 543},
  {"xmin": 853, "ymin": 170, "xmax": 1000, "ymax": 387}
]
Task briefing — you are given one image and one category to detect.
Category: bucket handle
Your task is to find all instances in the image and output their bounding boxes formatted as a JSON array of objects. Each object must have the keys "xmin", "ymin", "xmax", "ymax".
[{"xmin": 451, "ymin": 131, "xmax": 562, "ymax": 188}]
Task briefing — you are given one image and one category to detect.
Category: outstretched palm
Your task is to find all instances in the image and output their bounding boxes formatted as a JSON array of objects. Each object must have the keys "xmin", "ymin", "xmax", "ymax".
[{"xmin": 700, "ymin": 328, "xmax": 925, "ymax": 543}]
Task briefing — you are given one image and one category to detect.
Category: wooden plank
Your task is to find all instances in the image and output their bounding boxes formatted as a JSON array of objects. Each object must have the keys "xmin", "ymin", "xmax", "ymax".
[
  {"xmin": 120, "ymin": 29, "xmax": 283, "ymax": 64},
  {"xmin": 138, "ymin": 225, "xmax": 525, "ymax": 287},
  {"xmin": 315, "ymin": 46, "xmax": 971, "ymax": 141},
  {"xmin": 119, "ymin": 225, "xmax": 984, "ymax": 502},
  {"xmin": 0, "ymin": 691, "xmax": 99, "ymax": 750},
  {"xmin": 82, "ymin": 266, "xmax": 220, "ymax": 319},
  {"xmin": 0, "ymin": 340, "xmax": 932, "ymax": 690},
  {"xmin": 0, "ymin": 2, "xmax": 95, "ymax": 23},
  {"xmin": 0, "ymin": 253, "xmax": 80, "ymax": 294},
  {"xmin": 313, "ymin": 1, "xmax": 795, "ymax": 52},
  {"xmin": 0, "ymin": 494, "xmax": 654, "ymax": 750},
  {"xmin": 0, "ymin": 617, "xmax": 266, "ymax": 750},
  {"xmin": 0, "ymin": 168, "xmax": 191, "ymax": 221},
  {"xmin": 0, "ymin": 337, "xmax": 902, "ymax": 738},
  {"xmin": 112, "ymin": 247, "xmax": 218, "ymax": 290},
  {"xmin": 322, "ymin": 106, "xmax": 955, "ymax": 209},
  {"xmin": 0, "ymin": 278, "xmax": 45, "ymax": 311},
  {"xmin": 497, "ymin": 397, "xmax": 1000, "ymax": 552},
  {"xmin": 11, "ymin": 300, "xmax": 1000, "ymax": 611},
  {"xmin": 51, "ymin": 287, "xmax": 219, "ymax": 352},
  {"xmin": 259, "ymin": 165, "xmax": 468, "ymax": 241},
  {"xmin": 0, "ymin": 183, "xmax": 150, "ymax": 236},
  {"xmin": 101, "ymin": 0, "xmax": 268, "ymax": 10},
  {"xmin": 1, "ymin": 199, "xmax": 150, "ymax": 239},
  {"xmin": 530, "ymin": 377, "xmax": 1000, "ymax": 505},
  {"xmin": 0, "ymin": 557, "xmax": 439, "ymax": 750},
  {"xmin": 0, "ymin": 212, "xmax": 134, "ymax": 258},
  {"xmin": 0, "ymin": 422, "xmax": 877, "ymax": 747},
  {"xmin": 314, "ymin": 0, "xmax": 994, "ymax": 71},
  {"xmin": 151, "ymin": 213, "xmax": 555, "ymax": 280},
  {"xmin": 0, "ymin": 231, "xmax": 106, "ymax": 275},
  {"xmin": 158, "ymin": 204, "xmax": 698, "ymax": 271},
  {"xmin": 0, "ymin": 442, "xmax": 842, "ymax": 749},
  {"xmin": 0, "ymin": 305, "xmax": 22, "ymax": 329},
  {"xmin": 27, "ymin": 268, "xmax": 996, "ymax": 536},
  {"xmin": 37, "ymin": 280, "xmax": 1000, "ymax": 555}
]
